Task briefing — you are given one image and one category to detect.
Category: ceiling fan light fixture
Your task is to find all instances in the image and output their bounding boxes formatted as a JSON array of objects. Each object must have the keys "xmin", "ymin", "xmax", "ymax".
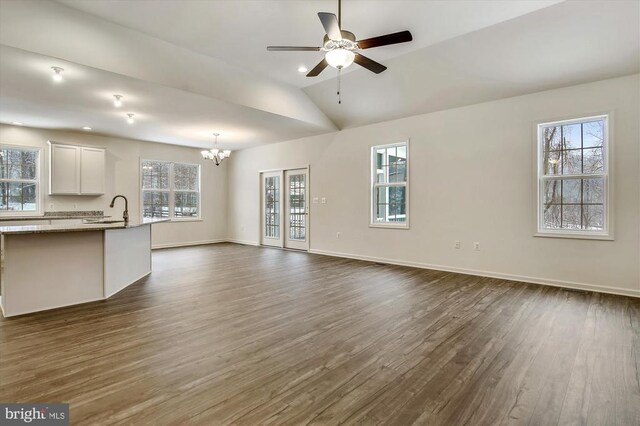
[{"xmin": 325, "ymin": 48, "xmax": 355, "ymax": 69}]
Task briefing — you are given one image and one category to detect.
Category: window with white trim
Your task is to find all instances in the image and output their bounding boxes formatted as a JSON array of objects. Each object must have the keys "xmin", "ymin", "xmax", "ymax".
[
  {"xmin": 0, "ymin": 145, "xmax": 40, "ymax": 215},
  {"xmin": 141, "ymin": 160, "xmax": 200, "ymax": 220},
  {"xmin": 537, "ymin": 115, "xmax": 609, "ymax": 237},
  {"xmin": 371, "ymin": 142, "xmax": 408, "ymax": 227}
]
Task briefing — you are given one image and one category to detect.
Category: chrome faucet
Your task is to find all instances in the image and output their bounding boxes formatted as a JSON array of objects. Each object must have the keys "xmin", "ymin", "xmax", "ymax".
[{"xmin": 109, "ymin": 195, "xmax": 129, "ymax": 224}]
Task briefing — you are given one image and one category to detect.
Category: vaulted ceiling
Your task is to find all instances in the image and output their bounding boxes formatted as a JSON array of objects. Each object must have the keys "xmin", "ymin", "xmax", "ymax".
[{"xmin": 0, "ymin": 0, "xmax": 638, "ymax": 149}]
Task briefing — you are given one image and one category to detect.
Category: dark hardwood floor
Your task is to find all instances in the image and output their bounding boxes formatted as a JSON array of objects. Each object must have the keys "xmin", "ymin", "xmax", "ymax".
[{"xmin": 1, "ymin": 243, "xmax": 639, "ymax": 425}]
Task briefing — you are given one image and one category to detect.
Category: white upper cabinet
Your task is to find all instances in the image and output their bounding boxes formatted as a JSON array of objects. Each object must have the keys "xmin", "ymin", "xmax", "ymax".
[
  {"xmin": 80, "ymin": 147, "xmax": 105, "ymax": 195},
  {"xmin": 49, "ymin": 142, "xmax": 105, "ymax": 195},
  {"xmin": 50, "ymin": 143, "xmax": 80, "ymax": 194}
]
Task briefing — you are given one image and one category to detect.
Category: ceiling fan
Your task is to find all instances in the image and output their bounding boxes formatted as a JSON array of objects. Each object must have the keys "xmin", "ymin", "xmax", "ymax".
[{"xmin": 267, "ymin": 0, "xmax": 413, "ymax": 77}]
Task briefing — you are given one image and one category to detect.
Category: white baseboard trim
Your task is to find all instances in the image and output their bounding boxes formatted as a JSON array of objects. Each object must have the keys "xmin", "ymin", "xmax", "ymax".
[
  {"xmin": 226, "ymin": 239, "xmax": 260, "ymax": 246},
  {"xmin": 308, "ymin": 248, "xmax": 640, "ymax": 299},
  {"xmin": 152, "ymin": 239, "xmax": 227, "ymax": 249}
]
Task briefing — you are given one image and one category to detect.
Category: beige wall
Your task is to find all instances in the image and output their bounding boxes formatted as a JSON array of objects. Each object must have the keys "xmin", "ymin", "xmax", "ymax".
[
  {"xmin": 0, "ymin": 125, "xmax": 228, "ymax": 248},
  {"xmin": 228, "ymin": 74, "xmax": 640, "ymax": 297}
]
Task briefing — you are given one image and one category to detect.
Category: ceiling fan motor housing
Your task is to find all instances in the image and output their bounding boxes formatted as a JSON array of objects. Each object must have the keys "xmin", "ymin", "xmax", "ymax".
[{"xmin": 323, "ymin": 31, "xmax": 357, "ymax": 50}]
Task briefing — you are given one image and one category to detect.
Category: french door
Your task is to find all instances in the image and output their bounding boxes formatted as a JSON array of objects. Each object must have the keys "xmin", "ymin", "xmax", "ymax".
[
  {"xmin": 284, "ymin": 169, "xmax": 309, "ymax": 250},
  {"xmin": 261, "ymin": 171, "xmax": 282, "ymax": 247},
  {"xmin": 260, "ymin": 168, "xmax": 309, "ymax": 250}
]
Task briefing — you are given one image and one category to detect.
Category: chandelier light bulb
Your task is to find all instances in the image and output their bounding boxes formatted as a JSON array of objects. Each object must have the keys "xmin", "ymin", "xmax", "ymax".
[
  {"xmin": 51, "ymin": 67, "xmax": 64, "ymax": 82},
  {"xmin": 113, "ymin": 95, "xmax": 123, "ymax": 107},
  {"xmin": 325, "ymin": 48, "xmax": 355, "ymax": 69},
  {"xmin": 126, "ymin": 113, "xmax": 135, "ymax": 124}
]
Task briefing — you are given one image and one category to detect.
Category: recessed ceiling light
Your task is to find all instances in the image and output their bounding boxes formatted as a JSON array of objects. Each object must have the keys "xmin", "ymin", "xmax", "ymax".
[
  {"xmin": 113, "ymin": 95, "xmax": 123, "ymax": 108},
  {"xmin": 11, "ymin": 122, "xmax": 23, "ymax": 126},
  {"xmin": 51, "ymin": 66, "xmax": 64, "ymax": 82},
  {"xmin": 297, "ymin": 66, "xmax": 308, "ymax": 73},
  {"xmin": 82, "ymin": 126, "xmax": 92, "ymax": 131},
  {"xmin": 126, "ymin": 113, "xmax": 135, "ymax": 124}
]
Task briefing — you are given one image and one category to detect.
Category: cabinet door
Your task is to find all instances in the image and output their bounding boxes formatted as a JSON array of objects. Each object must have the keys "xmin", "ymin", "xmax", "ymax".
[
  {"xmin": 80, "ymin": 147, "xmax": 105, "ymax": 195},
  {"xmin": 50, "ymin": 144, "xmax": 80, "ymax": 194}
]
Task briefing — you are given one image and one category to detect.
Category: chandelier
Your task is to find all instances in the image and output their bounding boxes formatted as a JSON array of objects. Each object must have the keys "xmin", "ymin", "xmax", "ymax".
[{"xmin": 201, "ymin": 133, "xmax": 231, "ymax": 166}]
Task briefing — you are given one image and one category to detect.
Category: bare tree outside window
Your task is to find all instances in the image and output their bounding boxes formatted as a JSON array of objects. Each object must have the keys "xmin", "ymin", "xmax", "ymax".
[
  {"xmin": 141, "ymin": 160, "xmax": 200, "ymax": 220},
  {"xmin": 538, "ymin": 116, "xmax": 608, "ymax": 235},
  {"xmin": 0, "ymin": 146, "xmax": 39, "ymax": 214},
  {"xmin": 371, "ymin": 142, "xmax": 408, "ymax": 227}
]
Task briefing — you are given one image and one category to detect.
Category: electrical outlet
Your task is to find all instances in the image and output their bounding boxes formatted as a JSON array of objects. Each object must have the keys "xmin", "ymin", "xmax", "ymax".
[
  {"xmin": 454, "ymin": 240, "xmax": 461, "ymax": 249},
  {"xmin": 321, "ymin": 197, "xmax": 327, "ymax": 204},
  {"xmin": 474, "ymin": 242, "xmax": 480, "ymax": 251},
  {"xmin": 312, "ymin": 197, "xmax": 319, "ymax": 204},
  {"xmin": 336, "ymin": 232, "xmax": 340, "ymax": 239}
]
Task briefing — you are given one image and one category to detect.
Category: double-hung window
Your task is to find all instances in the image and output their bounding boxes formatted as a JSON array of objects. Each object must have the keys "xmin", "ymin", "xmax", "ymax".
[
  {"xmin": 536, "ymin": 115, "xmax": 610, "ymax": 238},
  {"xmin": 141, "ymin": 160, "xmax": 200, "ymax": 220},
  {"xmin": 371, "ymin": 142, "xmax": 409, "ymax": 228},
  {"xmin": 0, "ymin": 145, "xmax": 41, "ymax": 215}
]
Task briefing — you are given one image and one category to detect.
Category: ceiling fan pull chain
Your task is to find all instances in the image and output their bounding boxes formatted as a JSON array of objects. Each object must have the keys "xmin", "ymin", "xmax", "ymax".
[{"xmin": 337, "ymin": 68, "xmax": 342, "ymax": 104}]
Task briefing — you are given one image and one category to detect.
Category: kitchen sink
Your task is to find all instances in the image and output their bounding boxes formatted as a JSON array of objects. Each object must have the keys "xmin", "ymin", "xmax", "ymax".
[{"xmin": 83, "ymin": 219, "xmax": 125, "ymax": 224}]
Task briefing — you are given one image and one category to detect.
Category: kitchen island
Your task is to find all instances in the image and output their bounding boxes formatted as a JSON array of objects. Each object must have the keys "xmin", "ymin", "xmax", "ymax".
[{"xmin": 0, "ymin": 218, "xmax": 168, "ymax": 317}]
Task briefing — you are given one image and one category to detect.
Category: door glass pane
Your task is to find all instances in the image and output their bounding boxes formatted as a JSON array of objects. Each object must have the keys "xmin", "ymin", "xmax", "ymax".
[
  {"xmin": 288, "ymin": 174, "xmax": 305, "ymax": 240},
  {"xmin": 265, "ymin": 176, "xmax": 280, "ymax": 238}
]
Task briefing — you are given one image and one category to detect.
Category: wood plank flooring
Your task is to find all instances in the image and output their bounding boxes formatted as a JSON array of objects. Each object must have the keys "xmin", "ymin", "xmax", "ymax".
[{"xmin": 1, "ymin": 243, "xmax": 639, "ymax": 425}]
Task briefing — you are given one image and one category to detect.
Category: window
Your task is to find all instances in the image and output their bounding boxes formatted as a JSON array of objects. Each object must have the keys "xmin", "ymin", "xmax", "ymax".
[
  {"xmin": 0, "ymin": 145, "xmax": 41, "ymax": 215},
  {"xmin": 141, "ymin": 160, "xmax": 200, "ymax": 220},
  {"xmin": 537, "ymin": 115, "xmax": 610, "ymax": 238},
  {"xmin": 371, "ymin": 142, "xmax": 408, "ymax": 227}
]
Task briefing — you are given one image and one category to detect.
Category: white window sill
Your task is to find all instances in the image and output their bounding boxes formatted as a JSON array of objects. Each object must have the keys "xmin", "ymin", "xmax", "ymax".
[
  {"xmin": 534, "ymin": 231, "xmax": 614, "ymax": 241},
  {"xmin": 369, "ymin": 223, "xmax": 410, "ymax": 230}
]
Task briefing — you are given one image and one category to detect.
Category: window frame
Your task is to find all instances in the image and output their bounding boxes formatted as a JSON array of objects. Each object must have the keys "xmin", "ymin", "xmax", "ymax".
[
  {"xmin": 140, "ymin": 159, "xmax": 201, "ymax": 222},
  {"xmin": 370, "ymin": 140, "xmax": 410, "ymax": 229},
  {"xmin": 0, "ymin": 144, "xmax": 43, "ymax": 217},
  {"xmin": 534, "ymin": 114, "xmax": 613, "ymax": 240}
]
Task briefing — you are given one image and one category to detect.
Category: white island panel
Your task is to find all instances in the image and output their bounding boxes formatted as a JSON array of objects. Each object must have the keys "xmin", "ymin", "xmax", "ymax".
[
  {"xmin": 104, "ymin": 224, "xmax": 151, "ymax": 298},
  {"xmin": 1, "ymin": 231, "xmax": 104, "ymax": 317}
]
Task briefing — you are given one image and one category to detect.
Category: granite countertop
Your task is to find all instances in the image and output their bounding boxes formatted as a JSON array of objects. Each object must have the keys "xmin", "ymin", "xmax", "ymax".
[
  {"xmin": 0, "ymin": 218, "xmax": 170, "ymax": 235},
  {"xmin": 0, "ymin": 211, "xmax": 107, "ymax": 221}
]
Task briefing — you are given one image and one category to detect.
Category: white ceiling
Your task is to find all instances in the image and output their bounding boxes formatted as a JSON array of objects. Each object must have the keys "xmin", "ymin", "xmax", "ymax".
[
  {"xmin": 303, "ymin": 0, "xmax": 640, "ymax": 128},
  {"xmin": 55, "ymin": 0, "xmax": 562, "ymax": 87},
  {"xmin": 0, "ymin": 46, "xmax": 328, "ymax": 149},
  {"xmin": 0, "ymin": 0, "xmax": 638, "ymax": 149}
]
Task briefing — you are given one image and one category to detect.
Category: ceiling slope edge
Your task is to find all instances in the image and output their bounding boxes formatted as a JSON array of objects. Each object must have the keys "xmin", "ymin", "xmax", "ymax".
[{"xmin": 0, "ymin": 0, "xmax": 337, "ymax": 132}]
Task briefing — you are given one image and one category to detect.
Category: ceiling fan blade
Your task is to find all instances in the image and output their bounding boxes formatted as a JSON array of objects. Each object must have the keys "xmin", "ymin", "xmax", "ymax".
[
  {"xmin": 306, "ymin": 58, "xmax": 328, "ymax": 77},
  {"xmin": 353, "ymin": 53, "xmax": 387, "ymax": 74},
  {"xmin": 267, "ymin": 46, "xmax": 321, "ymax": 51},
  {"xmin": 357, "ymin": 30, "xmax": 413, "ymax": 49},
  {"xmin": 318, "ymin": 12, "xmax": 342, "ymax": 41}
]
